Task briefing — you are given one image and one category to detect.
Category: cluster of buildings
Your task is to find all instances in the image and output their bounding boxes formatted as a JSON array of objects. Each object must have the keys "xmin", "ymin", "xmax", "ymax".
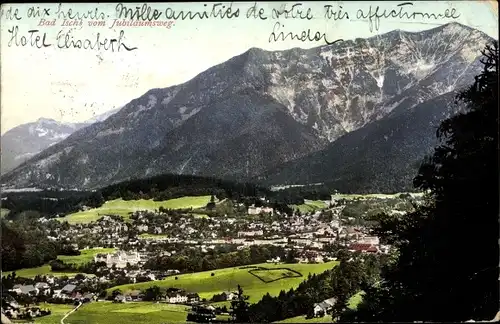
[
  {"xmin": 3, "ymin": 281, "xmax": 96, "ymax": 320},
  {"xmin": 94, "ymin": 250, "xmax": 143, "ymax": 268},
  {"xmin": 114, "ymin": 288, "xmax": 200, "ymax": 305}
]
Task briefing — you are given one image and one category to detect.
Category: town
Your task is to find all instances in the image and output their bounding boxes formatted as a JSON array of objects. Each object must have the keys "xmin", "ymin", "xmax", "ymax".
[{"xmin": 1, "ymin": 192, "xmax": 420, "ymax": 322}]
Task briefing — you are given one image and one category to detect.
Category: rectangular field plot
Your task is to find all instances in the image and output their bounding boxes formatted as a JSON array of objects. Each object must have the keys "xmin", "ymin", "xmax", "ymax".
[{"xmin": 249, "ymin": 267, "xmax": 303, "ymax": 283}]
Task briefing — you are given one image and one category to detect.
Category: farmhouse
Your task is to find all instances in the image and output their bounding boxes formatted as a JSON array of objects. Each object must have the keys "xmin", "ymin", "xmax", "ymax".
[
  {"xmin": 166, "ymin": 292, "xmax": 188, "ymax": 304},
  {"xmin": 266, "ymin": 256, "xmax": 281, "ymax": 263},
  {"xmin": 11, "ymin": 285, "xmax": 37, "ymax": 296},
  {"xmin": 34, "ymin": 282, "xmax": 51, "ymax": 295},
  {"xmin": 114, "ymin": 295, "xmax": 127, "ymax": 303},
  {"xmin": 313, "ymin": 297, "xmax": 337, "ymax": 316},
  {"xmin": 187, "ymin": 293, "xmax": 200, "ymax": 303},
  {"xmin": 348, "ymin": 243, "xmax": 379, "ymax": 253},
  {"xmin": 222, "ymin": 291, "xmax": 238, "ymax": 300}
]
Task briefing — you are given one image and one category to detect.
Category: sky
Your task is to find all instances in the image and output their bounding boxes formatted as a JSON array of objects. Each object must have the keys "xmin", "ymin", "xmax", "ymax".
[{"xmin": 0, "ymin": 1, "xmax": 498, "ymax": 134}]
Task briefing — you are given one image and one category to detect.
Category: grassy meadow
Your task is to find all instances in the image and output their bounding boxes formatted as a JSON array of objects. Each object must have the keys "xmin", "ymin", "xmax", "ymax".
[
  {"xmin": 290, "ymin": 200, "xmax": 328, "ymax": 213},
  {"xmin": 3, "ymin": 248, "xmax": 115, "ymax": 278},
  {"xmin": 57, "ymin": 196, "xmax": 213, "ymax": 225},
  {"xmin": 62, "ymin": 301, "xmax": 190, "ymax": 324},
  {"xmin": 33, "ymin": 303, "xmax": 74, "ymax": 324},
  {"xmin": 276, "ymin": 315, "xmax": 333, "ymax": 323},
  {"xmin": 59, "ymin": 301, "xmax": 229, "ymax": 324},
  {"xmin": 347, "ymin": 290, "xmax": 365, "ymax": 309},
  {"xmin": 2, "ymin": 264, "xmax": 81, "ymax": 279},
  {"xmin": 57, "ymin": 248, "xmax": 116, "ymax": 265},
  {"xmin": 107, "ymin": 262, "xmax": 338, "ymax": 304}
]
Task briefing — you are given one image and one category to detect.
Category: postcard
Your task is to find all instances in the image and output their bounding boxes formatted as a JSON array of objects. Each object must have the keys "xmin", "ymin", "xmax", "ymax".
[{"xmin": 1, "ymin": 2, "xmax": 498, "ymax": 323}]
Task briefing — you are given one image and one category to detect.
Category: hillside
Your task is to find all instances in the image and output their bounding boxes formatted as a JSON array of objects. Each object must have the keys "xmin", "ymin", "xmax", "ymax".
[
  {"xmin": 258, "ymin": 91, "xmax": 463, "ymax": 193},
  {"xmin": 1, "ymin": 23, "xmax": 493, "ymax": 192}
]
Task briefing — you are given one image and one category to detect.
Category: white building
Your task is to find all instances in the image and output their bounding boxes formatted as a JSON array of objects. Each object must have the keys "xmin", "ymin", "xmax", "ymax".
[
  {"xmin": 166, "ymin": 293, "xmax": 188, "ymax": 304},
  {"xmin": 358, "ymin": 236, "xmax": 380, "ymax": 245},
  {"xmin": 94, "ymin": 250, "xmax": 141, "ymax": 268},
  {"xmin": 248, "ymin": 205, "xmax": 273, "ymax": 215},
  {"xmin": 237, "ymin": 230, "xmax": 263, "ymax": 237}
]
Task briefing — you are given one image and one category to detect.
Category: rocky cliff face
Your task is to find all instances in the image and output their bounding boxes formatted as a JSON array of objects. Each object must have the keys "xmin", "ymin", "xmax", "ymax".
[{"xmin": 1, "ymin": 23, "xmax": 494, "ymax": 190}]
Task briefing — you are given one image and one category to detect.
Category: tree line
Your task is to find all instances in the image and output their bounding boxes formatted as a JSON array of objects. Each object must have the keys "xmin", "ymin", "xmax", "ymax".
[
  {"xmin": 144, "ymin": 245, "xmax": 287, "ymax": 273},
  {"xmin": 1, "ymin": 219, "xmax": 80, "ymax": 271}
]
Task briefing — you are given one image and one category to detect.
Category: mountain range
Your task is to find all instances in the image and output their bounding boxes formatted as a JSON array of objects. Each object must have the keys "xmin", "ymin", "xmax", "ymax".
[
  {"xmin": 1, "ymin": 108, "xmax": 121, "ymax": 175},
  {"xmin": 0, "ymin": 23, "xmax": 495, "ymax": 192}
]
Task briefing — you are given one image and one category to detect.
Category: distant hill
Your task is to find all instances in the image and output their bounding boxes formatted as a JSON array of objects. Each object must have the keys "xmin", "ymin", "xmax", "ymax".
[{"xmin": 1, "ymin": 108, "xmax": 121, "ymax": 175}]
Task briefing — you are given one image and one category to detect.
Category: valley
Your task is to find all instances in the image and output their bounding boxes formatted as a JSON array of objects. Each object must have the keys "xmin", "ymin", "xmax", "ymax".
[{"xmin": 1, "ymin": 187, "xmax": 415, "ymax": 323}]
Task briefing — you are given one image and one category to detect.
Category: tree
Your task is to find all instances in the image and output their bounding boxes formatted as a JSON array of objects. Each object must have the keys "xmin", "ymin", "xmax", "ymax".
[
  {"xmin": 345, "ymin": 42, "xmax": 499, "ymax": 322},
  {"xmin": 285, "ymin": 248, "xmax": 298, "ymax": 263},
  {"xmin": 230, "ymin": 285, "xmax": 250, "ymax": 323},
  {"xmin": 111, "ymin": 289, "xmax": 122, "ymax": 299},
  {"xmin": 206, "ymin": 195, "xmax": 216, "ymax": 210},
  {"xmin": 144, "ymin": 286, "xmax": 162, "ymax": 301}
]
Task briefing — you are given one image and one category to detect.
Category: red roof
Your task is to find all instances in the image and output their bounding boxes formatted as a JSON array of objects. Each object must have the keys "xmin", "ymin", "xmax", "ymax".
[{"xmin": 348, "ymin": 243, "xmax": 372, "ymax": 251}]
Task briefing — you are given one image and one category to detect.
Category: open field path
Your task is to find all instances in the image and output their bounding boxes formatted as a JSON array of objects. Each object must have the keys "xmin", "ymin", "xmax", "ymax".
[{"xmin": 61, "ymin": 302, "xmax": 82, "ymax": 324}]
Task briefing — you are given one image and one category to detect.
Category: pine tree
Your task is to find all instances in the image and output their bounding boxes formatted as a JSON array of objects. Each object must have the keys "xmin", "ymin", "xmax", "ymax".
[{"xmin": 230, "ymin": 285, "xmax": 250, "ymax": 323}]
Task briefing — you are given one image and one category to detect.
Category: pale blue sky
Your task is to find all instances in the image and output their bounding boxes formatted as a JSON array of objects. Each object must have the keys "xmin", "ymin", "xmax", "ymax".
[{"xmin": 1, "ymin": 1, "xmax": 498, "ymax": 133}]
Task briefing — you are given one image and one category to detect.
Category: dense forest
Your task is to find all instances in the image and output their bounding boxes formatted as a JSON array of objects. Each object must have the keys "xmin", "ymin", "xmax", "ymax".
[
  {"xmin": 1, "ymin": 174, "xmax": 337, "ymax": 221},
  {"xmin": 100, "ymin": 174, "xmax": 270, "ymax": 201},
  {"xmin": 0, "ymin": 218, "xmax": 77, "ymax": 271},
  {"xmin": 1, "ymin": 190, "xmax": 103, "ymax": 218}
]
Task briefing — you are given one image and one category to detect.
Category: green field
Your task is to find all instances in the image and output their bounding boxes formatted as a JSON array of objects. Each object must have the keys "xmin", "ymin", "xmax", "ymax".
[
  {"xmin": 249, "ymin": 268, "xmax": 302, "ymax": 283},
  {"xmin": 3, "ymin": 264, "xmax": 81, "ymax": 279},
  {"xmin": 138, "ymin": 233, "xmax": 169, "ymax": 240},
  {"xmin": 290, "ymin": 200, "xmax": 328, "ymax": 213},
  {"xmin": 347, "ymin": 291, "xmax": 365, "ymax": 310},
  {"xmin": 276, "ymin": 315, "xmax": 332, "ymax": 323},
  {"xmin": 57, "ymin": 248, "xmax": 116, "ymax": 265},
  {"xmin": 63, "ymin": 301, "xmax": 189, "ymax": 324},
  {"xmin": 3, "ymin": 248, "xmax": 114, "ymax": 278},
  {"xmin": 58, "ymin": 196, "xmax": 213, "ymax": 225},
  {"xmin": 107, "ymin": 262, "xmax": 338, "ymax": 304},
  {"xmin": 33, "ymin": 303, "xmax": 74, "ymax": 324},
  {"xmin": 60, "ymin": 301, "xmax": 229, "ymax": 324}
]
